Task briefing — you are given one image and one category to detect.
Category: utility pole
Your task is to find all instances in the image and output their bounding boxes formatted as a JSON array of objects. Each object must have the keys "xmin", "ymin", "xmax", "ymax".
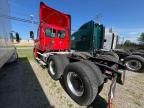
[
  {"xmin": 30, "ymin": 14, "xmax": 34, "ymax": 31},
  {"xmin": 94, "ymin": 14, "xmax": 102, "ymax": 24}
]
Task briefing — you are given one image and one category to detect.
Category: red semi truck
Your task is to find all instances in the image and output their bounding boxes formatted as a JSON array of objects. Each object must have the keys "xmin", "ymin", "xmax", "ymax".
[{"xmin": 31, "ymin": 2, "xmax": 126, "ymax": 108}]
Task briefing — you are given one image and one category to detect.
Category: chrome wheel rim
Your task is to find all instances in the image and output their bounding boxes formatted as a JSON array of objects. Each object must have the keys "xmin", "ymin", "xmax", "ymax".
[
  {"xmin": 67, "ymin": 72, "xmax": 84, "ymax": 97},
  {"xmin": 125, "ymin": 60, "xmax": 142, "ymax": 71},
  {"xmin": 49, "ymin": 61, "xmax": 56, "ymax": 75}
]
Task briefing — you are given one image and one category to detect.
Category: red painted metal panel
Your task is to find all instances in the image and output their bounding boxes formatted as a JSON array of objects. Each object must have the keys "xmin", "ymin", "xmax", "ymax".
[{"xmin": 35, "ymin": 2, "xmax": 71, "ymax": 52}]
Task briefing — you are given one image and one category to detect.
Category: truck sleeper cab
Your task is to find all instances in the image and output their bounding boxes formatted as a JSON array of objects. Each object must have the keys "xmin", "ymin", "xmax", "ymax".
[{"xmin": 34, "ymin": 2, "xmax": 71, "ymax": 53}]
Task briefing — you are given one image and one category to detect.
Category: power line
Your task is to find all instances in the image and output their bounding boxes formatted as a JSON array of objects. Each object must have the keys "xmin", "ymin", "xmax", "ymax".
[
  {"xmin": 0, "ymin": 14, "xmax": 39, "ymax": 24},
  {"xmin": 0, "ymin": 14, "xmax": 78, "ymax": 32},
  {"xmin": 4, "ymin": 1, "xmax": 81, "ymax": 31},
  {"xmin": 8, "ymin": 0, "xmax": 39, "ymax": 20},
  {"xmin": 11, "ymin": 11, "xmax": 39, "ymax": 20},
  {"xmin": 93, "ymin": 14, "xmax": 102, "ymax": 24}
]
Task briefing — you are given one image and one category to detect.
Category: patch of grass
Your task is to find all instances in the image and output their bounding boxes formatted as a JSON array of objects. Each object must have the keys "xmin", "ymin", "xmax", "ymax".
[
  {"xmin": 17, "ymin": 48, "xmax": 34, "ymax": 60},
  {"xmin": 15, "ymin": 46, "xmax": 33, "ymax": 48},
  {"xmin": 67, "ymin": 103, "xmax": 73, "ymax": 108}
]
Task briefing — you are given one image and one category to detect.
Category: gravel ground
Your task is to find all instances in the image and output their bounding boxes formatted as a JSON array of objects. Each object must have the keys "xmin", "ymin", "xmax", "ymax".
[{"xmin": 0, "ymin": 49, "xmax": 144, "ymax": 108}]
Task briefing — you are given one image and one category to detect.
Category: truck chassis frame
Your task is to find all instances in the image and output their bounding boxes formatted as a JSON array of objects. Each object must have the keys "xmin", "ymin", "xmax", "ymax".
[{"xmin": 34, "ymin": 49, "xmax": 125, "ymax": 108}]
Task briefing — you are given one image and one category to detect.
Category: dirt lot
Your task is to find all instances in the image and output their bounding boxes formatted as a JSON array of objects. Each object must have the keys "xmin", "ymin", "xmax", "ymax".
[{"xmin": 0, "ymin": 48, "xmax": 144, "ymax": 108}]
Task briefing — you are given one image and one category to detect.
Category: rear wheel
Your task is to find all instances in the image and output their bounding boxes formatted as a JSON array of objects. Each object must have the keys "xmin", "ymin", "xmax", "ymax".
[
  {"xmin": 73, "ymin": 52, "xmax": 92, "ymax": 59},
  {"xmin": 81, "ymin": 60, "xmax": 104, "ymax": 87},
  {"xmin": 124, "ymin": 55, "xmax": 144, "ymax": 72},
  {"xmin": 48, "ymin": 55, "xmax": 69, "ymax": 80},
  {"xmin": 104, "ymin": 52, "xmax": 119, "ymax": 62},
  {"xmin": 78, "ymin": 52, "xmax": 92, "ymax": 58},
  {"xmin": 61, "ymin": 61, "xmax": 102, "ymax": 106},
  {"xmin": 97, "ymin": 54, "xmax": 117, "ymax": 62}
]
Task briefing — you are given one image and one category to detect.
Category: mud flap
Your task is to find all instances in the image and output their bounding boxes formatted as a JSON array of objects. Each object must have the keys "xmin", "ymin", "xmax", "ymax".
[
  {"xmin": 117, "ymin": 70, "xmax": 126, "ymax": 85},
  {"xmin": 110, "ymin": 64, "xmax": 126, "ymax": 85}
]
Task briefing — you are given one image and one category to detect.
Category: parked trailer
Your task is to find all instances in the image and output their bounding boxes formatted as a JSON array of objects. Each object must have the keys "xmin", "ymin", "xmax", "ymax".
[
  {"xmin": 71, "ymin": 21, "xmax": 144, "ymax": 72},
  {"xmin": 31, "ymin": 2, "xmax": 126, "ymax": 108},
  {"xmin": 0, "ymin": 0, "xmax": 18, "ymax": 69}
]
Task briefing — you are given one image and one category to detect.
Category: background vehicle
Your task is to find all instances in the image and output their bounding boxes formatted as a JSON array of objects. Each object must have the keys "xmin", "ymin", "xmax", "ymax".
[
  {"xmin": 113, "ymin": 49, "xmax": 144, "ymax": 72},
  {"xmin": 31, "ymin": 2, "xmax": 125, "ymax": 108},
  {"xmin": 71, "ymin": 21, "xmax": 144, "ymax": 72},
  {"xmin": 0, "ymin": 0, "xmax": 18, "ymax": 69},
  {"xmin": 71, "ymin": 21, "xmax": 117, "ymax": 52}
]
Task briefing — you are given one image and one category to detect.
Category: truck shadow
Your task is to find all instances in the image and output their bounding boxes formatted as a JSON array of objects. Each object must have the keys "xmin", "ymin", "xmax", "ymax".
[
  {"xmin": 88, "ymin": 95, "xmax": 107, "ymax": 108},
  {"xmin": 0, "ymin": 57, "xmax": 54, "ymax": 108}
]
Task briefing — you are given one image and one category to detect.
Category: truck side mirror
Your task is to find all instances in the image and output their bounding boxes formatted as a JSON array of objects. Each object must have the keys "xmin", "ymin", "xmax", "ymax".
[
  {"xmin": 16, "ymin": 32, "xmax": 20, "ymax": 43},
  {"xmin": 30, "ymin": 31, "xmax": 34, "ymax": 39}
]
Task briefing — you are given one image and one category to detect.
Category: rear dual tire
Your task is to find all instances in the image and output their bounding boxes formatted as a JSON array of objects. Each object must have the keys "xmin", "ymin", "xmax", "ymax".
[
  {"xmin": 47, "ymin": 55, "xmax": 69, "ymax": 80},
  {"xmin": 104, "ymin": 52, "xmax": 119, "ymax": 62},
  {"xmin": 98, "ymin": 52, "xmax": 119, "ymax": 62},
  {"xmin": 47, "ymin": 55, "xmax": 104, "ymax": 106},
  {"xmin": 61, "ymin": 61, "xmax": 104, "ymax": 106}
]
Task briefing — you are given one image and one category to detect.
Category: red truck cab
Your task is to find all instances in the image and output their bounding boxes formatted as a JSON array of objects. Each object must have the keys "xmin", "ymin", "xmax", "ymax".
[{"xmin": 34, "ymin": 2, "xmax": 71, "ymax": 52}]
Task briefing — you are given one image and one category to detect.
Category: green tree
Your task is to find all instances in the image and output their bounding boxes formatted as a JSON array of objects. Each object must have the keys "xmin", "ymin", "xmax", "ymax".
[
  {"xmin": 138, "ymin": 33, "xmax": 144, "ymax": 44},
  {"xmin": 124, "ymin": 40, "xmax": 132, "ymax": 46}
]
